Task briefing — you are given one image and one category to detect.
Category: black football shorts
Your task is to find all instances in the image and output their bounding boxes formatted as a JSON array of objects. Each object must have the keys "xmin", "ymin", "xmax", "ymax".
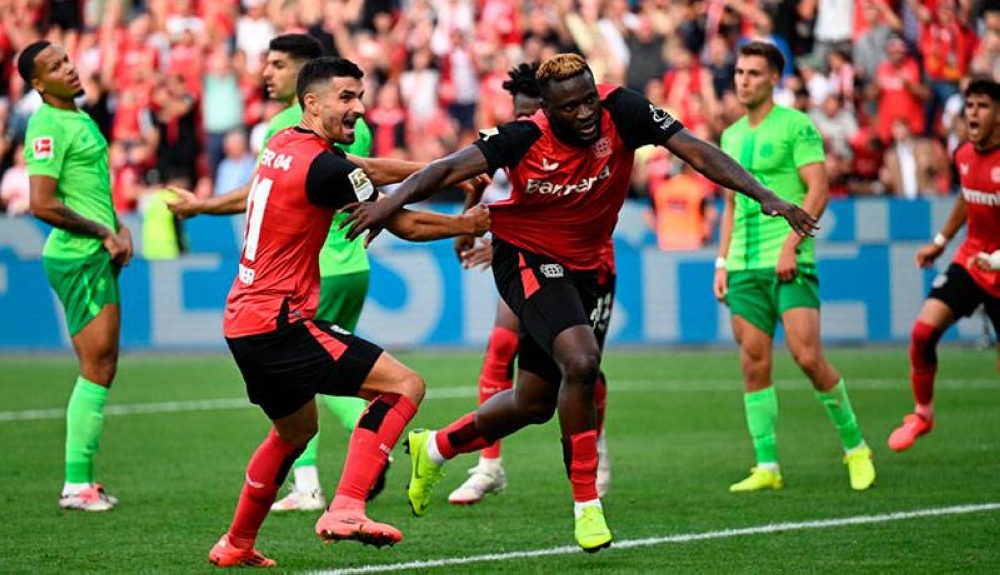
[
  {"xmin": 226, "ymin": 319, "xmax": 383, "ymax": 420},
  {"xmin": 928, "ymin": 263, "xmax": 1000, "ymax": 333}
]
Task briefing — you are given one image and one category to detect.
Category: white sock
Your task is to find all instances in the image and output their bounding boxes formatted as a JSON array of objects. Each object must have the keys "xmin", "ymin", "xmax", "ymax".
[
  {"xmin": 574, "ymin": 498, "xmax": 602, "ymax": 519},
  {"xmin": 478, "ymin": 456, "xmax": 502, "ymax": 473},
  {"xmin": 293, "ymin": 466, "xmax": 321, "ymax": 493},
  {"xmin": 757, "ymin": 462, "xmax": 780, "ymax": 472},
  {"xmin": 427, "ymin": 431, "xmax": 447, "ymax": 465},
  {"xmin": 62, "ymin": 482, "xmax": 91, "ymax": 495}
]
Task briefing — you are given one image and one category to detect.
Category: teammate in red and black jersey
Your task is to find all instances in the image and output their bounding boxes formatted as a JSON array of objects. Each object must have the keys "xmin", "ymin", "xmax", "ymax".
[
  {"xmin": 888, "ymin": 78, "xmax": 1000, "ymax": 453},
  {"xmin": 208, "ymin": 57, "xmax": 490, "ymax": 568},
  {"xmin": 342, "ymin": 53, "xmax": 816, "ymax": 553}
]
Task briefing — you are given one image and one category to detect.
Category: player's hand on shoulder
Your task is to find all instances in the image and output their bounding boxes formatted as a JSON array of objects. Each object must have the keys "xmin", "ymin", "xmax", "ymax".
[
  {"xmin": 915, "ymin": 244, "xmax": 944, "ymax": 268},
  {"xmin": 462, "ymin": 204, "xmax": 491, "ymax": 236},
  {"xmin": 761, "ymin": 197, "xmax": 818, "ymax": 238},
  {"xmin": 461, "ymin": 237, "xmax": 493, "ymax": 270},
  {"xmin": 165, "ymin": 187, "xmax": 203, "ymax": 218}
]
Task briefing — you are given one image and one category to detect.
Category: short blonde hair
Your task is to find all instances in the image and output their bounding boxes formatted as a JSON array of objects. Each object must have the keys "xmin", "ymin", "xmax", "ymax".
[{"xmin": 536, "ymin": 54, "xmax": 592, "ymax": 95}]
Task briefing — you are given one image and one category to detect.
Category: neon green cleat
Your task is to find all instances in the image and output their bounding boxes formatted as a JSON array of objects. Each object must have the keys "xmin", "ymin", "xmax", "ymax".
[
  {"xmin": 574, "ymin": 505, "xmax": 613, "ymax": 553},
  {"xmin": 729, "ymin": 467, "xmax": 783, "ymax": 493},
  {"xmin": 844, "ymin": 444, "xmax": 876, "ymax": 491},
  {"xmin": 405, "ymin": 429, "xmax": 445, "ymax": 517}
]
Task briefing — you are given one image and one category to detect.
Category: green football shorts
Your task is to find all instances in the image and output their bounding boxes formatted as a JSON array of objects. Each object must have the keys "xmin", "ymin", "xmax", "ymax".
[
  {"xmin": 316, "ymin": 270, "xmax": 370, "ymax": 332},
  {"xmin": 726, "ymin": 267, "xmax": 820, "ymax": 336},
  {"xmin": 43, "ymin": 253, "xmax": 121, "ymax": 336}
]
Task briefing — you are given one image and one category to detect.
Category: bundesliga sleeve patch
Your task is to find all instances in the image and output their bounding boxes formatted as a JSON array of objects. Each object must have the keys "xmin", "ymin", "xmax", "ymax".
[
  {"xmin": 33, "ymin": 136, "xmax": 54, "ymax": 160},
  {"xmin": 648, "ymin": 104, "xmax": 676, "ymax": 132},
  {"xmin": 348, "ymin": 168, "xmax": 376, "ymax": 202}
]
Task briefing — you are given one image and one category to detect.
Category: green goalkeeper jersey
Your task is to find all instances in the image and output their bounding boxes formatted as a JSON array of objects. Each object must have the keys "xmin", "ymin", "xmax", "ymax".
[
  {"xmin": 260, "ymin": 105, "xmax": 373, "ymax": 276},
  {"xmin": 24, "ymin": 103, "xmax": 116, "ymax": 259},
  {"xmin": 720, "ymin": 105, "xmax": 824, "ymax": 271}
]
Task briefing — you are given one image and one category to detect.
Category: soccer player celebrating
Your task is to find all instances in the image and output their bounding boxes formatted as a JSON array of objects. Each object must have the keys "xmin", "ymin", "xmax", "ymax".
[
  {"xmin": 341, "ymin": 53, "xmax": 816, "ymax": 552},
  {"xmin": 208, "ymin": 57, "xmax": 490, "ymax": 567},
  {"xmin": 19, "ymin": 41, "xmax": 133, "ymax": 512},
  {"xmin": 888, "ymin": 78, "xmax": 1000, "ymax": 452},
  {"xmin": 713, "ymin": 42, "xmax": 876, "ymax": 493},
  {"xmin": 169, "ymin": 35, "xmax": 398, "ymax": 510},
  {"xmin": 449, "ymin": 62, "xmax": 614, "ymax": 504}
]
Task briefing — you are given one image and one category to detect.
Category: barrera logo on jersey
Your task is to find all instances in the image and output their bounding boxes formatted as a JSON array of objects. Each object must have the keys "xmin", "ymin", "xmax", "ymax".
[
  {"xmin": 962, "ymin": 187, "xmax": 1000, "ymax": 206},
  {"xmin": 33, "ymin": 137, "xmax": 53, "ymax": 159},
  {"xmin": 525, "ymin": 165, "xmax": 612, "ymax": 196},
  {"xmin": 348, "ymin": 168, "xmax": 376, "ymax": 201},
  {"xmin": 260, "ymin": 149, "xmax": 293, "ymax": 171}
]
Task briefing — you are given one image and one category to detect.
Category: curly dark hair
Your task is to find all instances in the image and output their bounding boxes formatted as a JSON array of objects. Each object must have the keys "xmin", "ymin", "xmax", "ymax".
[{"xmin": 502, "ymin": 62, "xmax": 541, "ymax": 99}]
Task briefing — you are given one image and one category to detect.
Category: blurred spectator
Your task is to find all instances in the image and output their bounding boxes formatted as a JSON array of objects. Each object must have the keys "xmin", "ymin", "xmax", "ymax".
[
  {"xmin": 441, "ymin": 30, "xmax": 480, "ymax": 143},
  {"xmin": 825, "ymin": 48, "xmax": 856, "ymax": 105},
  {"xmin": 917, "ymin": 0, "xmax": 976, "ymax": 136},
  {"xmin": 141, "ymin": 172, "xmax": 188, "ymax": 260},
  {"xmin": 854, "ymin": 0, "xmax": 904, "ymax": 81},
  {"xmin": 871, "ymin": 37, "xmax": 930, "ymax": 143},
  {"xmin": 203, "ymin": 49, "xmax": 245, "ymax": 178},
  {"xmin": 625, "ymin": 12, "xmax": 667, "ymax": 92},
  {"xmin": 214, "ymin": 130, "xmax": 255, "ymax": 196},
  {"xmin": 400, "ymin": 47, "xmax": 441, "ymax": 123},
  {"xmin": 813, "ymin": 0, "xmax": 855, "ymax": 66},
  {"xmin": 368, "ymin": 81, "xmax": 407, "ymax": 159},
  {"xmin": 811, "ymin": 94, "xmax": 859, "ymax": 158},
  {"xmin": 236, "ymin": 0, "xmax": 276, "ymax": 73},
  {"xmin": 663, "ymin": 45, "xmax": 717, "ymax": 135},
  {"xmin": 879, "ymin": 119, "xmax": 950, "ymax": 199},
  {"xmin": 0, "ymin": 143, "xmax": 29, "ymax": 216},
  {"xmin": 152, "ymin": 73, "xmax": 199, "ymax": 188},
  {"xmin": 705, "ymin": 36, "xmax": 736, "ymax": 99},
  {"xmin": 645, "ymin": 162, "xmax": 719, "ymax": 251}
]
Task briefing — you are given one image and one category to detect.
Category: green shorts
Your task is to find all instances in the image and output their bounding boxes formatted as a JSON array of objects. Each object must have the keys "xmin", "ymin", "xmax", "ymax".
[
  {"xmin": 43, "ymin": 253, "xmax": 121, "ymax": 336},
  {"xmin": 317, "ymin": 270, "xmax": 370, "ymax": 331},
  {"xmin": 726, "ymin": 268, "xmax": 819, "ymax": 336}
]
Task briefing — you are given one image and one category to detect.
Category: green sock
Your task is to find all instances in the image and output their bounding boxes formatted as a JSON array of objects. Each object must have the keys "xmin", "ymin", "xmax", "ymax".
[
  {"xmin": 65, "ymin": 376, "xmax": 109, "ymax": 484},
  {"xmin": 295, "ymin": 432, "xmax": 320, "ymax": 468},
  {"xmin": 744, "ymin": 387, "xmax": 779, "ymax": 465},
  {"xmin": 815, "ymin": 378, "xmax": 864, "ymax": 450},
  {"xmin": 322, "ymin": 395, "xmax": 367, "ymax": 431}
]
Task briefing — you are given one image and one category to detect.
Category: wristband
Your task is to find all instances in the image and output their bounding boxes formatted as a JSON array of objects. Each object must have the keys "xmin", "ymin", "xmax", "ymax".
[
  {"xmin": 933, "ymin": 233, "xmax": 948, "ymax": 248},
  {"xmin": 715, "ymin": 257, "xmax": 727, "ymax": 269}
]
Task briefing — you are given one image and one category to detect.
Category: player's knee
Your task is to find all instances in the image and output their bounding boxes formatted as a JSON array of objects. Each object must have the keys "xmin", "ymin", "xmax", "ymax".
[
  {"xmin": 396, "ymin": 370, "xmax": 426, "ymax": 405},
  {"xmin": 81, "ymin": 352, "xmax": 118, "ymax": 386},
  {"xmin": 520, "ymin": 398, "xmax": 556, "ymax": 424},
  {"xmin": 739, "ymin": 353, "xmax": 770, "ymax": 380},
  {"xmin": 791, "ymin": 347, "xmax": 822, "ymax": 376},
  {"xmin": 560, "ymin": 351, "xmax": 601, "ymax": 388}
]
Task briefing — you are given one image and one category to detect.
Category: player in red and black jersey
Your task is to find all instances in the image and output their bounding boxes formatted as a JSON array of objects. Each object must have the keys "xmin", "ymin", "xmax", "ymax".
[
  {"xmin": 888, "ymin": 78, "xmax": 1000, "ymax": 453},
  {"xmin": 208, "ymin": 57, "xmax": 490, "ymax": 568},
  {"xmin": 343, "ymin": 53, "xmax": 816, "ymax": 552}
]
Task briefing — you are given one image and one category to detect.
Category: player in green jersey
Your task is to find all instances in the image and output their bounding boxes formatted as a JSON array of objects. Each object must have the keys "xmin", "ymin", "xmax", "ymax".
[
  {"xmin": 168, "ymin": 35, "xmax": 413, "ymax": 511},
  {"xmin": 19, "ymin": 41, "xmax": 133, "ymax": 511},
  {"xmin": 714, "ymin": 42, "xmax": 875, "ymax": 493}
]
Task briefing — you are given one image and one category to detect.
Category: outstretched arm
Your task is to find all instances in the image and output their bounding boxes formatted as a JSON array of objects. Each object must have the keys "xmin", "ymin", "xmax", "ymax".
[
  {"xmin": 665, "ymin": 129, "xmax": 818, "ymax": 237},
  {"xmin": 386, "ymin": 204, "xmax": 491, "ymax": 242},
  {"xmin": 347, "ymin": 154, "xmax": 427, "ymax": 186},
  {"xmin": 341, "ymin": 145, "xmax": 491, "ymax": 242},
  {"xmin": 167, "ymin": 180, "xmax": 252, "ymax": 217}
]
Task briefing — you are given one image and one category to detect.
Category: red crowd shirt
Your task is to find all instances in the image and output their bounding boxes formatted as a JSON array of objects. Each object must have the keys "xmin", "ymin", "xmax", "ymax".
[
  {"xmin": 875, "ymin": 58, "xmax": 926, "ymax": 143},
  {"xmin": 952, "ymin": 142, "xmax": 1000, "ymax": 298},
  {"xmin": 223, "ymin": 128, "xmax": 377, "ymax": 337},
  {"xmin": 474, "ymin": 84, "xmax": 684, "ymax": 271}
]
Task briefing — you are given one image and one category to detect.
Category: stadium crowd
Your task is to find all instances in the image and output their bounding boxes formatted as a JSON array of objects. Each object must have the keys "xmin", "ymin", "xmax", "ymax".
[{"xmin": 1, "ymin": 0, "xmax": 999, "ymax": 219}]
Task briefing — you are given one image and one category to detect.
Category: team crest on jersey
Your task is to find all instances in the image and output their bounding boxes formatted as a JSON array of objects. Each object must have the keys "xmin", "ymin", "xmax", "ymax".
[
  {"xmin": 33, "ymin": 137, "xmax": 53, "ymax": 159},
  {"xmin": 539, "ymin": 263, "xmax": 564, "ymax": 278},
  {"xmin": 960, "ymin": 163, "xmax": 970, "ymax": 176},
  {"xmin": 348, "ymin": 168, "xmax": 376, "ymax": 201},
  {"xmin": 591, "ymin": 137, "xmax": 612, "ymax": 159},
  {"xmin": 991, "ymin": 167, "xmax": 1000, "ymax": 183}
]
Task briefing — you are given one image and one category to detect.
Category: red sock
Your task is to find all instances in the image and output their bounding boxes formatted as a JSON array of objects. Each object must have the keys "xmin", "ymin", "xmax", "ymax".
[
  {"xmin": 480, "ymin": 327, "xmax": 518, "ymax": 458},
  {"xmin": 594, "ymin": 372, "xmax": 608, "ymax": 437},
  {"xmin": 228, "ymin": 429, "xmax": 303, "ymax": 548},
  {"xmin": 562, "ymin": 430, "xmax": 599, "ymax": 502},
  {"xmin": 910, "ymin": 320, "xmax": 942, "ymax": 407},
  {"xmin": 435, "ymin": 412, "xmax": 492, "ymax": 460},
  {"xmin": 334, "ymin": 394, "xmax": 417, "ymax": 506}
]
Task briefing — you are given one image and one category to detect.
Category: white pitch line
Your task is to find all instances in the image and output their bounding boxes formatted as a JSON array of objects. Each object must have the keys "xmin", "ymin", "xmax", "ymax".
[
  {"xmin": 1, "ymin": 378, "xmax": 996, "ymax": 422},
  {"xmin": 310, "ymin": 502, "xmax": 1000, "ymax": 575}
]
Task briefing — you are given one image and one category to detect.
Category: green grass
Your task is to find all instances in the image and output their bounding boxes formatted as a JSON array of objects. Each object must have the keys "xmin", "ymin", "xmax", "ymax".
[{"xmin": 1, "ymin": 348, "xmax": 998, "ymax": 574}]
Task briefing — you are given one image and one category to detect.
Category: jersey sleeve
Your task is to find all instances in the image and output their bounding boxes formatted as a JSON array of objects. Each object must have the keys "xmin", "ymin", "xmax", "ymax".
[
  {"xmin": 24, "ymin": 114, "xmax": 67, "ymax": 179},
  {"xmin": 305, "ymin": 151, "xmax": 377, "ymax": 208},
  {"xmin": 604, "ymin": 86, "xmax": 685, "ymax": 150},
  {"xmin": 790, "ymin": 113, "xmax": 826, "ymax": 169},
  {"xmin": 472, "ymin": 120, "xmax": 543, "ymax": 173}
]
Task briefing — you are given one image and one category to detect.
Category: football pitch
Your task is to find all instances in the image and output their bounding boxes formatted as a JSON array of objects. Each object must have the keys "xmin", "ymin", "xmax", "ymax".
[{"xmin": 1, "ymin": 348, "xmax": 997, "ymax": 574}]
